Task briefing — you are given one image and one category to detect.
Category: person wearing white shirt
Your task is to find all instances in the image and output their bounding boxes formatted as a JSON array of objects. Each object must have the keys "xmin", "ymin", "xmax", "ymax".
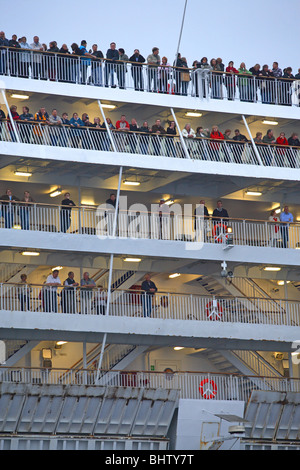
[
  {"xmin": 44, "ymin": 269, "xmax": 61, "ymax": 312},
  {"xmin": 280, "ymin": 205, "xmax": 293, "ymax": 248},
  {"xmin": 182, "ymin": 123, "xmax": 196, "ymax": 155},
  {"xmin": 30, "ymin": 36, "xmax": 44, "ymax": 79}
]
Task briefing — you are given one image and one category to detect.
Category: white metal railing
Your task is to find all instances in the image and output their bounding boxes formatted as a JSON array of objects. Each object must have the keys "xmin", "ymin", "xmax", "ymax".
[
  {"xmin": 2, "ymin": 120, "xmax": 300, "ymax": 169},
  {"xmin": 0, "ymin": 366, "xmax": 299, "ymax": 401},
  {"xmin": 1, "ymin": 48, "xmax": 299, "ymax": 107},
  {"xmin": 1, "ymin": 283, "xmax": 299, "ymax": 327},
  {"xmin": 1, "ymin": 202, "xmax": 300, "ymax": 250}
]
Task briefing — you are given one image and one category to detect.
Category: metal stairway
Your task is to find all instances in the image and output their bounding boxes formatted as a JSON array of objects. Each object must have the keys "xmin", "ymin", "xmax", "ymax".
[{"xmin": 191, "ymin": 275, "xmax": 284, "ymax": 377}]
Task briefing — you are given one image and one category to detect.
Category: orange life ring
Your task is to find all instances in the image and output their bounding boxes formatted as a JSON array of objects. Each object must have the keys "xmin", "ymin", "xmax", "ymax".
[
  {"xmin": 199, "ymin": 378, "xmax": 218, "ymax": 399},
  {"xmin": 212, "ymin": 223, "xmax": 228, "ymax": 242},
  {"xmin": 206, "ymin": 301, "xmax": 223, "ymax": 320}
]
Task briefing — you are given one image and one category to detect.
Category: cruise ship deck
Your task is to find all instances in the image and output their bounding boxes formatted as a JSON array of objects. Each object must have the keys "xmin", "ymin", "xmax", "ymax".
[{"xmin": 0, "ymin": 35, "xmax": 300, "ymax": 452}]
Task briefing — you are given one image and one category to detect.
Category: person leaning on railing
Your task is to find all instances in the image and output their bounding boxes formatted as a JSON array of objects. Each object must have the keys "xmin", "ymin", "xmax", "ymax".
[
  {"xmin": 19, "ymin": 190, "xmax": 35, "ymax": 231},
  {"xmin": 225, "ymin": 61, "xmax": 239, "ymax": 100},
  {"xmin": 7, "ymin": 105, "xmax": 19, "ymax": 142},
  {"xmin": 151, "ymin": 118, "xmax": 166, "ymax": 156},
  {"xmin": 129, "ymin": 49, "xmax": 145, "ymax": 91},
  {"xmin": 80, "ymin": 272, "xmax": 96, "ymax": 314},
  {"xmin": 141, "ymin": 274, "xmax": 157, "ymax": 318},
  {"xmin": 60, "ymin": 192, "xmax": 76, "ymax": 233},
  {"xmin": 17, "ymin": 274, "xmax": 32, "ymax": 311},
  {"xmin": 280, "ymin": 205, "xmax": 294, "ymax": 248},
  {"xmin": 44, "ymin": 269, "xmax": 61, "ymax": 313},
  {"xmin": 62, "ymin": 271, "xmax": 79, "ymax": 313},
  {"xmin": 147, "ymin": 47, "xmax": 160, "ymax": 93}
]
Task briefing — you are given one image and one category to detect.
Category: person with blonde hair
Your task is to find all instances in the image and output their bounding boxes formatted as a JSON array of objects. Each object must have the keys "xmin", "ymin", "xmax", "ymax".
[{"xmin": 158, "ymin": 56, "xmax": 170, "ymax": 93}]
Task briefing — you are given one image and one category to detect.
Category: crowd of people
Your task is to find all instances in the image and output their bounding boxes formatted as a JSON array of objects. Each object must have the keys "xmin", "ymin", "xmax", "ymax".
[
  {"xmin": 1, "ymin": 103, "xmax": 300, "ymax": 161},
  {"xmin": 16, "ymin": 270, "xmax": 159, "ymax": 317},
  {"xmin": 0, "ymin": 31, "xmax": 299, "ymax": 104}
]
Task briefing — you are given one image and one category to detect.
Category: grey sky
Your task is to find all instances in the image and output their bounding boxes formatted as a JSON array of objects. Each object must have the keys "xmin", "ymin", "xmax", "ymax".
[{"xmin": 2, "ymin": 0, "xmax": 300, "ymax": 72}]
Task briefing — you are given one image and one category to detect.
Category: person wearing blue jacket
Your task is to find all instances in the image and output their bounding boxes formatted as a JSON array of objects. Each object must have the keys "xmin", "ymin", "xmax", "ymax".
[{"xmin": 70, "ymin": 112, "xmax": 84, "ymax": 148}]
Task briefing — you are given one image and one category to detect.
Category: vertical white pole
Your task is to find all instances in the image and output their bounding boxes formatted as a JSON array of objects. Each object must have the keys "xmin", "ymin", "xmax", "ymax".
[
  {"xmin": 1, "ymin": 89, "xmax": 20, "ymax": 143},
  {"xmin": 170, "ymin": 107, "xmax": 190, "ymax": 159},
  {"xmin": 97, "ymin": 99, "xmax": 117, "ymax": 152},
  {"xmin": 95, "ymin": 166, "xmax": 123, "ymax": 379},
  {"xmin": 171, "ymin": 0, "xmax": 188, "ymax": 93},
  {"xmin": 242, "ymin": 115, "xmax": 263, "ymax": 166}
]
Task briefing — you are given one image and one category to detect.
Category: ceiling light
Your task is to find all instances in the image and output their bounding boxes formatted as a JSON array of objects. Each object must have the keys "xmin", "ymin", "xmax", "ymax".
[
  {"xmin": 101, "ymin": 104, "xmax": 116, "ymax": 109},
  {"xmin": 169, "ymin": 273, "xmax": 181, "ymax": 279},
  {"xmin": 14, "ymin": 171, "xmax": 32, "ymax": 177},
  {"xmin": 264, "ymin": 266, "xmax": 281, "ymax": 272},
  {"xmin": 262, "ymin": 120, "xmax": 278, "ymax": 125},
  {"xmin": 11, "ymin": 94, "xmax": 29, "ymax": 100},
  {"xmin": 21, "ymin": 251, "xmax": 40, "ymax": 256},
  {"xmin": 246, "ymin": 191, "xmax": 262, "ymax": 196},
  {"xmin": 165, "ymin": 199, "xmax": 175, "ymax": 206},
  {"xmin": 123, "ymin": 180, "xmax": 141, "ymax": 186},
  {"xmin": 174, "ymin": 347, "xmax": 184, "ymax": 350},
  {"xmin": 277, "ymin": 280, "xmax": 290, "ymax": 286},
  {"xmin": 124, "ymin": 257, "xmax": 141, "ymax": 262},
  {"xmin": 56, "ymin": 341, "xmax": 68, "ymax": 346},
  {"xmin": 50, "ymin": 189, "xmax": 62, "ymax": 198},
  {"xmin": 275, "ymin": 208, "xmax": 281, "ymax": 214},
  {"xmin": 52, "ymin": 266, "xmax": 63, "ymax": 271},
  {"xmin": 185, "ymin": 112, "xmax": 202, "ymax": 117}
]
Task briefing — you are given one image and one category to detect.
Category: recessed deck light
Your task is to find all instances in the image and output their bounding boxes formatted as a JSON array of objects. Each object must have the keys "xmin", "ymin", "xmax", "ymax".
[
  {"xmin": 101, "ymin": 104, "xmax": 116, "ymax": 109},
  {"xmin": 169, "ymin": 273, "xmax": 181, "ymax": 278},
  {"xmin": 21, "ymin": 251, "xmax": 40, "ymax": 256},
  {"xmin": 185, "ymin": 112, "xmax": 202, "ymax": 117},
  {"xmin": 246, "ymin": 191, "xmax": 262, "ymax": 196},
  {"xmin": 264, "ymin": 266, "xmax": 281, "ymax": 272},
  {"xmin": 262, "ymin": 120, "xmax": 278, "ymax": 125},
  {"xmin": 50, "ymin": 189, "xmax": 62, "ymax": 197},
  {"xmin": 124, "ymin": 257, "xmax": 141, "ymax": 262},
  {"xmin": 123, "ymin": 180, "xmax": 140, "ymax": 186},
  {"xmin": 14, "ymin": 171, "xmax": 32, "ymax": 177},
  {"xmin": 11, "ymin": 94, "xmax": 29, "ymax": 100}
]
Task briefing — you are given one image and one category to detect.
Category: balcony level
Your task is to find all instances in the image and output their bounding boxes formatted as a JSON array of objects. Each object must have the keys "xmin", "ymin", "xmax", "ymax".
[
  {"xmin": 0, "ymin": 283, "xmax": 299, "ymax": 351},
  {"xmin": 1, "ymin": 76, "xmax": 300, "ymax": 182},
  {"xmin": 1, "ymin": 51, "xmax": 300, "ymax": 119},
  {"xmin": 1, "ymin": 203, "xmax": 300, "ymax": 267}
]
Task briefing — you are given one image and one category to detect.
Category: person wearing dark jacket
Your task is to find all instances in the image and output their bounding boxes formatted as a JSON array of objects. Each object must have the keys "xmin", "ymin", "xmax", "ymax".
[
  {"xmin": 141, "ymin": 274, "xmax": 157, "ymax": 317},
  {"xmin": 129, "ymin": 49, "xmax": 145, "ymax": 91},
  {"xmin": 60, "ymin": 192, "xmax": 76, "ymax": 233},
  {"xmin": 91, "ymin": 44, "xmax": 104, "ymax": 86},
  {"xmin": 1, "ymin": 188, "xmax": 20, "ymax": 228},
  {"xmin": 259, "ymin": 65, "xmax": 274, "ymax": 103},
  {"xmin": 8, "ymin": 34, "xmax": 20, "ymax": 76},
  {"xmin": 282, "ymin": 67, "xmax": 294, "ymax": 105},
  {"xmin": 212, "ymin": 200, "xmax": 229, "ymax": 221},
  {"xmin": 105, "ymin": 42, "xmax": 119, "ymax": 87}
]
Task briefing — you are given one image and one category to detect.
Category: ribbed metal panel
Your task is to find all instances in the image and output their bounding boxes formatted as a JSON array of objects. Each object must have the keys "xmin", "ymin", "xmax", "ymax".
[
  {"xmin": 0, "ymin": 382, "xmax": 178, "ymax": 438},
  {"xmin": 244, "ymin": 390, "xmax": 300, "ymax": 441}
]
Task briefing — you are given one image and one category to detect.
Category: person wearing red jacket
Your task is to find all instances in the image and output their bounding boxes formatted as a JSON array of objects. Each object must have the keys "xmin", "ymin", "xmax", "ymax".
[
  {"xmin": 115, "ymin": 114, "xmax": 130, "ymax": 152},
  {"xmin": 276, "ymin": 132, "xmax": 289, "ymax": 164},
  {"xmin": 210, "ymin": 125, "xmax": 225, "ymax": 160},
  {"xmin": 116, "ymin": 114, "xmax": 130, "ymax": 131},
  {"xmin": 7, "ymin": 105, "xmax": 19, "ymax": 142},
  {"xmin": 225, "ymin": 61, "xmax": 239, "ymax": 100}
]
